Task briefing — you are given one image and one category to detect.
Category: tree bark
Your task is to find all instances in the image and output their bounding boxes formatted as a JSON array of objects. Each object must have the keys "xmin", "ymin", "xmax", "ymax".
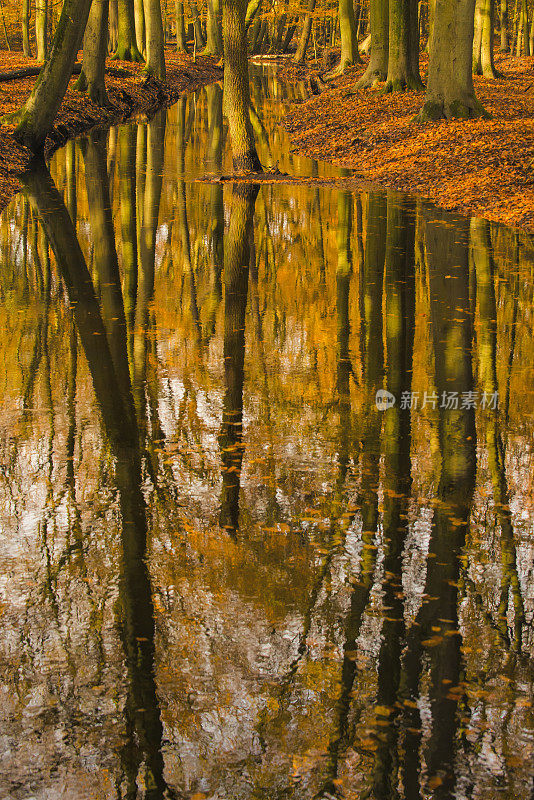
[
  {"xmin": 113, "ymin": 0, "xmax": 144, "ymax": 60},
  {"xmin": 293, "ymin": 0, "xmax": 316, "ymax": 63},
  {"xmin": 418, "ymin": 0, "xmax": 488, "ymax": 120},
  {"xmin": 385, "ymin": 0, "xmax": 423, "ymax": 91},
  {"xmin": 223, "ymin": 0, "xmax": 262, "ymax": 171},
  {"xmin": 143, "ymin": 0, "xmax": 165, "ymax": 78},
  {"xmin": 175, "ymin": 0, "xmax": 188, "ymax": 50},
  {"xmin": 8, "ymin": 0, "xmax": 94, "ymax": 151},
  {"xmin": 35, "ymin": 0, "xmax": 48, "ymax": 61},
  {"xmin": 22, "ymin": 0, "xmax": 32, "ymax": 56},
  {"xmin": 500, "ymin": 0, "xmax": 509, "ymax": 49},
  {"xmin": 356, "ymin": 0, "xmax": 389, "ymax": 88},
  {"xmin": 76, "ymin": 0, "xmax": 110, "ymax": 106},
  {"xmin": 335, "ymin": 0, "xmax": 361, "ymax": 72},
  {"xmin": 135, "ymin": 0, "xmax": 146, "ymax": 53},
  {"xmin": 205, "ymin": 0, "xmax": 223, "ymax": 53}
]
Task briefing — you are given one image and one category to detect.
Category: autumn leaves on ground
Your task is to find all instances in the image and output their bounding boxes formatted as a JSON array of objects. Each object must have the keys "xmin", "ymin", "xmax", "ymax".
[
  {"xmin": 0, "ymin": 47, "xmax": 533, "ymax": 230},
  {"xmin": 281, "ymin": 51, "xmax": 534, "ymax": 231}
]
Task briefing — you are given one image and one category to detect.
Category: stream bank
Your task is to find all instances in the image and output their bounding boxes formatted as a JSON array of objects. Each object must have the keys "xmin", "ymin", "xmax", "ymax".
[{"xmin": 0, "ymin": 50, "xmax": 222, "ymax": 211}]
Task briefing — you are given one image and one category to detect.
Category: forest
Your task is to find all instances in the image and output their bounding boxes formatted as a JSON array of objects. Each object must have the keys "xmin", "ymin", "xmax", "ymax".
[{"xmin": 0, "ymin": 0, "xmax": 532, "ymax": 799}]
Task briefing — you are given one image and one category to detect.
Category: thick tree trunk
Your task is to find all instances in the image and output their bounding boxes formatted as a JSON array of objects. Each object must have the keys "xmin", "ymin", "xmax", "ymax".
[
  {"xmin": 335, "ymin": 0, "xmax": 361, "ymax": 72},
  {"xmin": 8, "ymin": 0, "xmax": 93, "ymax": 151},
  {"xmin": 143, "ymin": 0, "xmax": 165, "ymax": 78},
  {"xmin": 76, "ymin": 0, "xmax": 110, "ymax": 106},
  {"xmin": 223, "ymin": 0, "xmax": 262, "ymax": 171},
  {"xmin": 293, "ymin": 0, "xmax": 316, "ymax": 63},
  {"xmin": 418, "ymin": 0, "xmax": 488, "ymax": 120},
  {"xmin": 356, "ymin": 0, "xmax": 389, "ymax": 87},
  {"xmin": 35, "ymin": 0, "xmax": 48, "ymax": 61},
  {"xmin": 385, "ymin": 0, "xmax": 423, "ymax": 90},
  {"xmin": 113, "ymin": 0, "xmax": 144, "ymax": 60}
]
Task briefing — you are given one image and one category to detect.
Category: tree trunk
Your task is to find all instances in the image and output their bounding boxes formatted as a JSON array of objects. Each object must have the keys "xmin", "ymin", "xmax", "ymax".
[
  {"xmin": 206, "ymin": 0, "xmax": 223, "ymax": 53},
  {"xmin": 293, "ymin": 0, "xmax": 316, "ymax": 63},
  {"xmin": 35, "ymin": 0, "xmax": 48, "ymax": 61},
  {"xmin": 8, "ymin": 0, "xmax": 93, "ymax": 151},
  {"xmin": 135, "ymin": 0, "xmax": 146, "ymax": 53},
  {"xmin": 223, "ymin": 0, "xmax": 262, "ymax": 171},
  {"xmin": 190, "ymin": 0, "xmax": 206, "ymax": 48},
  {"xmin": 336, "ymin": 0, "xmax": 361, "ymax": 72},
  {"xmin": 479, "ymin": 0, "xmax": 500, "ymax": 76},
  {"xmin": 22, "ymin": 0, "xmax": 32, "ymax": 56},
  {"xmin": 109, "ymin": 0, "xmax": 119, "ymax": 50},
  {"xmin": 356, "ymin": 0, "xmax": 389, "ymax": 87},
  {"xmin": 500, "ymin": 0, "xmax": 509, "ymax": 49},
  {"xmin": 113, "ymin": 0, "xmax": 144, "ymax": 59},
  {"xmin": 143, "ymin": 0, "xmax": 165, "ymax": 78},
  {"xmin": 418, "ymin": 0, "xmax": 488, "ymax": 120},
  {"xmin": 175, "ymin": 0, "xmax": 188, "ymax": 50},
  {"xmin": 385, "ymin": 0, "xmax": 423, "ymax": 90},
  {"xmin": 76, "ymin": 0, "xmax": 110, "ymax": 106}
]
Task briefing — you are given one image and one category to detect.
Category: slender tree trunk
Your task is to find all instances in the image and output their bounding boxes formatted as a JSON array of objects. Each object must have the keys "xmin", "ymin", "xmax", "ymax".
[
  {"xmin": 190, "ymin": 0, "xmax": 206, "ymax": 47},
  {"xmin": 76, "ymin": 0, "xmax": 110, "ymax": 106},
  {"xmin": 175, "ymin": 0, "xmax": 188, "ymax": 50},
  {"xmin": 418, "ymin": 0, "xmax": 488, "ymax": 120},
  {"xmin": 500, "ymin": 0, "xmax": 509, "ymax": 49},
  {"xmin": 108, "ymin": 0, "xmax": 118, "ymax": 49},
  {"xmin": 8, "ymin": 0, "xmax": 93, "ymax": 151},
  {"xmin": 223, "ymin": 0, "xmax": 262, "ymax": 171},
  {"xmin": 335, "ymin": 0, "xmax": 361, "ymax": 72},
  {"xmin": 113, "ymin": 0, "xmax": 144, "ymax": 59},
  {"xmin": 356, "ymin": 0, "xmax": 389, "ymax": 87},
  {"xmin": 35, "ymin": 0, "xmax": 48, "ymax": 61},
  {"xmin": 135, "ymin": 0, "xmax": 146, "ymax": 53},
  {"xmin": 143, "ymin": 0, "xmax": 166, "ymax": 78},
  {"xmin": 385, "ymin": 0, "xmax": 423, "ymax": 90},
  {"xmin": 293, "ymin": 0, "xmax": 316, "ymax": 63},
  {"xmin": 206, "ymin": 0, "xmax": 223, "ymax": 53},
  {"xmin": 22, "ymin": 0, "xmax": 32, "ymax": 56}
]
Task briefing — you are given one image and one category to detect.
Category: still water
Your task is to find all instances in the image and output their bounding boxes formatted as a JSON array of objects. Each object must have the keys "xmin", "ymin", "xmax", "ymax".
[{"xmin": 0, "ymin": 68, "xmax": 533, "ymax": 799}]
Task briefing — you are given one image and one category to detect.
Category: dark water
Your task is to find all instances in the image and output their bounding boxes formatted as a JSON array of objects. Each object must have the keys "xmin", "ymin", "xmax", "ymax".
[{"xmin": 0, "ymin": 68, "xmax": 533, "ymax": 800}]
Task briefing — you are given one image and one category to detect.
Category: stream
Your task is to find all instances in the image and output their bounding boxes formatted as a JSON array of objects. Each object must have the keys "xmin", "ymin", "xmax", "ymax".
[{"xmin": 0, "ymin": 66, "xmax": 533, "ymax": 799}]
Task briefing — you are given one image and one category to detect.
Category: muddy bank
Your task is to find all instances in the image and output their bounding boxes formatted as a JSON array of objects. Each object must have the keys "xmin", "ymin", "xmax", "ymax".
[
  {"xmin": 0, "ymin": 50, "xmax": 222, "ymax": 211},
  {"xmin": 281, "ymin": 52, "xmax": 534, "ymax": 232}
]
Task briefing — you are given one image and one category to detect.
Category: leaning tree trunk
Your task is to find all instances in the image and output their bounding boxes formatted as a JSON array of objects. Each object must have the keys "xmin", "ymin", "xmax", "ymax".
[
  {"xmin": 76, "ymin": 0, "xmax": 110, "ymax": 106},
  {"xmin": 293, "ymin": 0, "xmax": 316, "ymax": 63},
  {"xmin": 418, "ymin": 0, "xmax": 488, "ymax": 120},
  {"xmin": 143, "ymin": 0, "xmax": 165, "ymax": 78},
  {"xmin": 35, "ymin": 0, "xmax": 48, "ymax": 61},
  {"xmin": 7, "ymin": 0, "xmax": 93, "ymax": 151},
  {"xmin": 356, "ymin": 0, "xmax": 389, "ymax": 88},
  {"xmin": 223, "ymin": 0, "xmax": 262, "ymax": 171},
  {"xmin": 385, "ymin": 0, "xmax": 423, "ymax": 90},
  {"xmin": 113, "ymin": 0, "xmax": 144, "ymax": 60}
]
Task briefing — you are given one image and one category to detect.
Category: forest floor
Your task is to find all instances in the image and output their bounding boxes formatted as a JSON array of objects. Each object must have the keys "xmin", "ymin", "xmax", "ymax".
[
  {"xmin": 280, "ymin": 52, "xmax": 534, "ymax": 232},
  {"xmin": 0, "ymin": 49, "xmax": 222, "ymax": 211}
]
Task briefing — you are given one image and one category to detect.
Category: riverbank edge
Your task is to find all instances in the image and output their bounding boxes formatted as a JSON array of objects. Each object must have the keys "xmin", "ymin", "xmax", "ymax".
[
  {"xmin": 279, "ymin": 53, "xmax": 534, "ymax": 233},
  {"xmin": 0, "ymin": 51, "xmax": 223, "ymax": 212}
]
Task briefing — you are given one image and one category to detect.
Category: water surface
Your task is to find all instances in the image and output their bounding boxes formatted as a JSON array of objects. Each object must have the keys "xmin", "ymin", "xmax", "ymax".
[{"xmin": 0, "ymin": 68, "xmax": 533, "ymax": 800}]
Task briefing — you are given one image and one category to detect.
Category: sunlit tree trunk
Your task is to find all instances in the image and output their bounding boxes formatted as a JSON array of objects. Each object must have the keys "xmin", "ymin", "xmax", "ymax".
[
  {"xmin": 473, "ymin": 0, "xmax": 499, "ymax": 76},
  {"xmin": 35, "ymin": 0, "xmax": 48, "ymax": 61},
  {"xmin": 500, "ymin": 0, "xmax": 509, "ymax": 49},
  {"xmin": 223, "ymin": 0, "xmax": 262, "ymax": 171},
  {"xmin": 75, "ymin": 0, "xmax": 110, "ymax": 106},
  {"xmin": 8, "ymin": 0, "xmax": 93, "ymax": 151},
  {"xmin": 22, "ymin": 0, "xmax": 31, "ymax": 56},
  {"xmin": 418, "ymin": 0, "xmax": 488, "ymax": 119},
  {"xmin": 135, "ymin": 0, "xmax": 146, "ymax": 53},
  {"xmin": 206, "ymin": 0, "xmax": 223, "ymax": 53},
  {"xmin": 333, "ymin": 0, "xmax": 361, "ymax": 72},
  {"xmin": 175, "ymin": 0, "xmax": 188, "ymax": 50},
  {"xmin": 143, "ymin": 0, "xmax": 165, "ymax": 78},
  {"xmin": 109, "ymin": 0, "xmax": 119, "ymax": 49},
  {"xmin": 113, "ymin": 0, "xmax": 144, "ymax": 59},
  {"xmin": 356, "ymin": 0, "xmax": 389, "ymax": 87},
  {"xmin": 293, "ymin": 0, "xmax": 315, "ymax": 63}
]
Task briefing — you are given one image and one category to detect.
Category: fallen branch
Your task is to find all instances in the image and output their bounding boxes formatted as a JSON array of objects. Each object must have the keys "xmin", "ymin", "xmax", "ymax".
[{"xmin": 0, "ymin": 62, "xmax": 129, "ymax": 83}]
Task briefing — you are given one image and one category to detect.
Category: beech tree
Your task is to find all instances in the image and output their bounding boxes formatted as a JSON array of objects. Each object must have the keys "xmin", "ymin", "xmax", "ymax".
[
  {"xmin": 223, "ymin": 0, "xmax": 262, "ymax": 171},
  {"xmin": 113, "ymin": 0, "xmax": 144, "ymax": 60},
  {"xmin": 419, "ymin": 0, "xmax": 488, "ymax": 119},
  {"xmin": 357, "ymin": 0, "xmax": 422, "ymax": 90},
  {"xmin": 75, "ymin": 0, "xmax": 110, "ymax": 105}
]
